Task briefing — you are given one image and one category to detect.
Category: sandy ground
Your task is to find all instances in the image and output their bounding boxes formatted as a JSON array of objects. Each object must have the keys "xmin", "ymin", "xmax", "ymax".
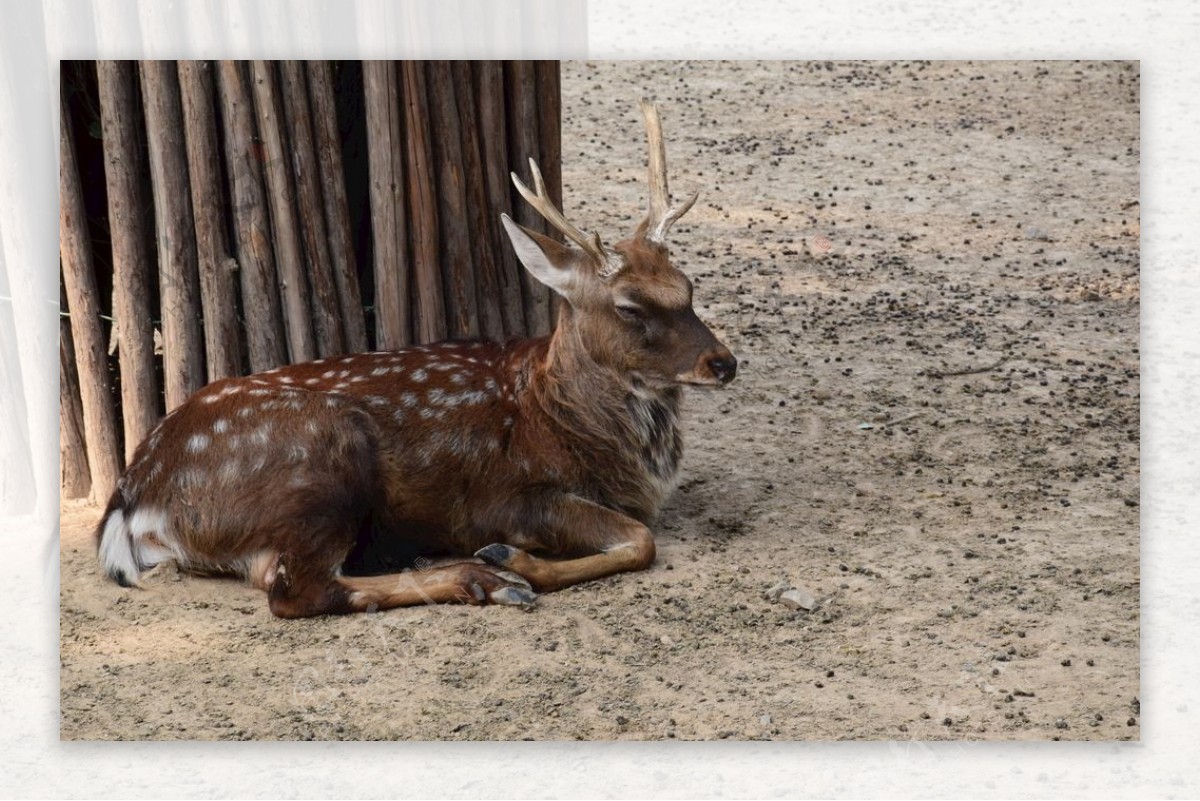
[{"xmin": 60, "ymin": 60, "xmax": 1139, "ymax": 741}]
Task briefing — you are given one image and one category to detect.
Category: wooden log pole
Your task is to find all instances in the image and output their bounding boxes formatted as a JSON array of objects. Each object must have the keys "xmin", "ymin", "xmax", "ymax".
[
  {"xmin": 178, "ymin": 60, "xmax": 243, "ymax": 381},
  {"xmin": 535, "ymin": 59, "xmax": 564, "ymax": 322},
  {"xmin": 504, "ymin": 60, "xmax": 552, "ymax": 336},
  {"xmin": 308, "ymin": 60, "xmax": 368, "ymax": 353},
  {"xmin": 59, "ymin": 286, "xmax": 91, "ymax": 499},
  {"xmin": 363, "ymin": 60, "xmax": 411, "ymax": 350},
  {"xmin": 473, "ymin": 61, "xmax": 527, "ymax": 338},
  {"xmin": 452, "ymin": 60, "xmax": 504, "ymax": 343},
  {"xmin": 426, "ymin": 61, "xmax": 479, "ymax": 340},
  {"xmin": 279, "ymin": 59, "xmax": 345, "ymax": 358},
  {"xmin": 400, "ymin": 60, "xmax": 447, "ymax": 344},
  {"xmin": 215, "ymin": 60, "xmax": 287, "ymax": 373},
  {"xmin": 96, "ymin": 60, "xmax": 160, "ymax": 459},
  {"xmin": 250, "ymin": 59, "xmax": 315, "ymax": 364},
  {"xmin": 60, "ymin": 98, "xmax": 123, "ymax": 501},
  {"xmin": 139, "ymin": 59, "xmax": 206, "ymax": 411}
]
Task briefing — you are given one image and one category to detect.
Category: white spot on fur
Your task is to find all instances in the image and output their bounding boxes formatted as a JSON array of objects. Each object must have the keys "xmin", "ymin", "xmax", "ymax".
[
  {"xmin": 461, "ymin": 390, "xmax": 488, "ymax": 405},
  {"xmin": 371, "ymin": 366, "xmax": 389, "ymax": 377},
  {"xmin": 334, "ymin": 382, "xmax": 349, "ymax": 390},
  {"xmin": 306, "ymin": 420, "xmax": 320, "ymax": 435},
  {"xmin": 322, "ymin": 370, "xmax": 336, "ymax": 379},
  {"xmin": 186, "ymin": 434, "xmax": 210, "ymax": 453},
  {"xmin": 400, "ymin": 392, "xmax": 418, "ymax": 408},
  {"xmin": 213, "ymin": 419, "xmax": 230, "ymax": 434},
  {"xmin": 341, "ymin": 357, "xmax": 355, "ymax": 364},
  {"xmin": 237, "ymin": 406, "xmax": 255, "ymax": 418},
  {"xmin": 99, "ymin": 510, "xmax": 139, "ymax": 585},
  {"xmin": 411, "ymin": 369, "xmax": 428, "ymax": 382},
  {"xmin": 305, "ymin": 377, "xmax": 320, "ymax": 385},
  {"xmin": 279, "ymin": 375, "xmax": 293, "ymax": 384},
  {"xmin": 250, "ymin": 423, "xmax": 273, "ymax": 446},
  {"xmin": 248, "ymin": 388, "xmax": 269, "ymax": 397}
]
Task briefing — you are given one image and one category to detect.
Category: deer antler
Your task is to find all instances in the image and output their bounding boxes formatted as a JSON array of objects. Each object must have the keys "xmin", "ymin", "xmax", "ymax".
[
  {"xmin": 510, "ymin": 159, "xmax": 622, "ymax": 278},
  {"xmin": 639, "ymin": 98, "xmax": 698, "ymax": 243}
]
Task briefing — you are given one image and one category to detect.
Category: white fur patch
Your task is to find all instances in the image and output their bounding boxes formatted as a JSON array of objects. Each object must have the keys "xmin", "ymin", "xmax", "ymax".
[
  {"xmin": 213, "ymin": 419, "xmax": 230, "ymax": 434},
  {"xmin": 98, "ymin": 509, "xmax": 139, "ymax": 585},
  {"xmin": 186, "ymin": 434, "xmax": 211, "ymax": 453},
  {"xmin": 411, "ymin": 369, "xmax": 428, "ymax": 382}
]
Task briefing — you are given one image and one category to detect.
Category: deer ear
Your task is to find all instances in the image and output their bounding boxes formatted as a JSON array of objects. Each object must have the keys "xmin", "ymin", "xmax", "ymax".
[{"xmin": 500, "ymin": 214, "xmax": 579, "ymax": 299}]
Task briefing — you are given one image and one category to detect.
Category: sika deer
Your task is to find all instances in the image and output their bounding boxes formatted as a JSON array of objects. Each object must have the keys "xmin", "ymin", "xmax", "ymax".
[{"xmin": 95, "ymin": 100, "xmax": 737, "ymax": 618}]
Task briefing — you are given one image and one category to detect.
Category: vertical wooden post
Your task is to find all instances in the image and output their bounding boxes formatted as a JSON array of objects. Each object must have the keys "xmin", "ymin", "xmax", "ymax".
[
  {"xmin": 96, "ymin": 60, "xmax": 160, "ymax": 459},
  {"xmin": 401, "ymin": 60, "xmax": 447, "ymax": 344},
  {"xmin": 280, "ymin": 59, "xmax": 346, "ymax": 358},
  {"xmin": 535, "ymin": 60, "xmax": 564, "ymax": 322},
  {"xmin": 60, "ymin": 98, "xmax": 122, "ymax": 501},
  {"xmin": 178, "ymin": 60, "xmax": 243, "ymax": 381},
  {"xmin": 139, "ymin": 59, "xmax": 206, "ymax": 410},
  {"xmin": 251, "ymin": 59, "xmax": 315, "ymax": 364},
  {"xmin": 504, "ymin": 60, "xmax": 552, "ymax": 336},
  {"xmin": 59, "ymin": 286, "xmax": 92, "ymax": 500},
  {"xmin": 426, "ymin": 61, "xmax": 479, "ymax": 340},
  {"xmin": 308, "ymin": 60, "xmax": 368, "ymax": 353},
  {"xmin": 474, "ymin": 61, "xmax": 527, "ymax": 338},
  {"xmin": 452, "ymin": 60, "xmax": 504, "ymax": 343},
  {"xmin": 215, "ymin": 61, "xmax": 287, "ymax": 373},
  {"xmin": 363, "ymin": 60, "xmax": 411, "ymax": 349}
]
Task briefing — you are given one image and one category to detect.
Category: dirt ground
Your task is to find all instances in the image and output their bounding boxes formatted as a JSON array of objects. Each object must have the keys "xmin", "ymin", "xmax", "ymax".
[{"xmin": 59, "ymin": 60, "xmax": 1139, "ymax": 741}]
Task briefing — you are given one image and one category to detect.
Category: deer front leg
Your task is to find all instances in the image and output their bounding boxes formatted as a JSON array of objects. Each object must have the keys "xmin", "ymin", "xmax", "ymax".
[{"xmin": 474, "ymin": 495, "xmax": 656, "ymax": 593}]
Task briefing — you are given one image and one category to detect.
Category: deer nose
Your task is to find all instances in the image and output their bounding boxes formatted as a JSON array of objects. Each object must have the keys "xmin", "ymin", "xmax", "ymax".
[{"xmin": 708, "ymin": 354, "xmax": 738, "ymax": 384}]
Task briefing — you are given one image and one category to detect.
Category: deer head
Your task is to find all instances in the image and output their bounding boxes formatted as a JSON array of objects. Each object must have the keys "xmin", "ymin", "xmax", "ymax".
[{"xmin": 500, "ymin": 100, "xmax": 737, "ymax": 390}]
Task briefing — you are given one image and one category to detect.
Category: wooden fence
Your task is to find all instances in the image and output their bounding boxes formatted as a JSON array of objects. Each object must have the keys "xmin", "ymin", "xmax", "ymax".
[{"xmin": 59, "ymin": 59, "xmax": 562, "ymax": 503}]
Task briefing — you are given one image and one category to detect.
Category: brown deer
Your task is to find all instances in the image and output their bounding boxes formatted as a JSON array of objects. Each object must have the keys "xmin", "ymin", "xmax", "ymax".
[{"xmin": 95, "ymin": 100, "xmax": 737, "ymax": 618}]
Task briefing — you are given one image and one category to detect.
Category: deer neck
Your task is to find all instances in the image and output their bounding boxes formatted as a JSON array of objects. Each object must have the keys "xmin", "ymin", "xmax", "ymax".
[{"xmin": 526, "ymin": 305, "xmax": 683, "ymax": 519}]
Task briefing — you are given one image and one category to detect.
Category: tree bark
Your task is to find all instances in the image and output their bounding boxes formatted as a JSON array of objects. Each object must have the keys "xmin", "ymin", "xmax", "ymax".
[
  {"xmin": 504, "ymin": 60, "xmax": 551, "ymax": 336},
  {"xmin": 251, "ymin": 59, "xmax": 315, "ymax": 363},
  {"xmin": 474, "ymin": 61, "xmax": 526, "ymax": 338},
  {"xmin": 60, "ymin": 97, "xmax": 123, "ymax": 501},
  {"xmin": 453, "ymin": 60, "xmax": 504, "ymax": 343},
  {"xmin": 308, "ymin": 60, "xmax": 368, "ymax": 353},
  {"xmin": 426, "ymin": 61, "xmax": 479, "ymax": 340},
  {"xmin": 178, "ymin": 60, "xmax": 242, "ymax": 381},
  {"xmin": 400, "ymin": 60, "xmax": 446, "ymax": 344},
  {"xmin": 59, "ymin": 287, "xmax": 92, "ymax": 500},
  {"xmin": 96, "ymin": 59, "xmax": 160, "ymax": 459},
  {"xmin": 139, "ymin": 59, "xmax": 206, "ymax": 410},
  {"xmin": 215, "ymin": 60, "xmax": 287, "ymax": 373},
  {"xmin": 535, "ymin": 60, "xmax": 564, "ymax": 322},
  {"xmin": 280, "ymin": 59, "xmax": 345, "ymax": 358},
  {"xmin": 363, "ymin": 61, "xmax": 410, "ymax": 349}
]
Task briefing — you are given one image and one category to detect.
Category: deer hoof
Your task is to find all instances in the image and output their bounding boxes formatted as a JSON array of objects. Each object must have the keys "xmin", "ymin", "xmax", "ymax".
[
  {"xmin": 494, "ymin": 570, "xmax": 532, "ymax": 591},
  {"xmin": 489, "ymin": 585, "xmax": 537, "ymax": 607},
  {"xmin": 475, "ymin": 543, "xmax": 519, "ymax": 567}
]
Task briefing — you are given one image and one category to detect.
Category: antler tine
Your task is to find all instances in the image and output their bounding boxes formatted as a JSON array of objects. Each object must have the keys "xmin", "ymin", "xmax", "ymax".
[
  {"xmin": 638, "ymin": 98, "xmax": 697, "ymax": 243},
  {"xmin": 510, "ymin": 159, "xmax": 611, "ymax": 267}
]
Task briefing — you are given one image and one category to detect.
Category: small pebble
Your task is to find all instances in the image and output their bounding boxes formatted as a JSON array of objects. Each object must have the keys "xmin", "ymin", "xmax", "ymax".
[{"xmin": 779, "ymin": 588, "xmax": 816, "ymax": 611}]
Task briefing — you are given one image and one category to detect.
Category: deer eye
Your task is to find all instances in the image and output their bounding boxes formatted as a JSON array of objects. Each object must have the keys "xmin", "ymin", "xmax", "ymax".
[{"xmin": 614, "ymin": 303, "xmax": 645, "ymax": 322}]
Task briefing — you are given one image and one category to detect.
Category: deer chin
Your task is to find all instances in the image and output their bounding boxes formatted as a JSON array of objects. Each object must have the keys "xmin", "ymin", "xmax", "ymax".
[{"xmin": 674, "ymin": 373, "xmax": 727, "ymax": 388}]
